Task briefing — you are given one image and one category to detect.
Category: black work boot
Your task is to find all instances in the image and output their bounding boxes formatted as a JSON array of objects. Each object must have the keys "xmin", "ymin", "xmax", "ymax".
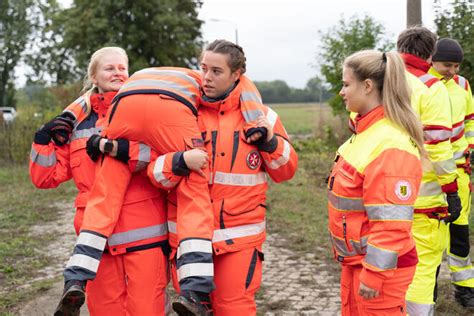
[
  {"xmin": 53, "ymin": 280, "xmax": 86, "ymax": 316},
  {"xmin": 172, "ymin": 290, "xmax": 213, "ymax": 316},
  {"xmin": 454, "ymin": 284, "xmax": 474, "ymax": 309}
]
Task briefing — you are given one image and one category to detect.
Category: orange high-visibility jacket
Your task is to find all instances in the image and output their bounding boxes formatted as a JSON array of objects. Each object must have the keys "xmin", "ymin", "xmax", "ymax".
[
  {"xmin": 29, "ymin": 92, "xmax": 162, "ymax": 250},
  {"xmin": 328, "ymin": 106, "xmax": 422, "ymax": 292},
  {"xmin": 147, "ymin": 76, "xmax": 298, "ymax": 254}
]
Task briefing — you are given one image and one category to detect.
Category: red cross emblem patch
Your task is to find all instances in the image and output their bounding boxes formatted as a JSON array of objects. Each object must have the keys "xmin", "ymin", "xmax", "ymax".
[{"xmin": 246, "ymin": 150, "xmax": 261, "ymax": 170}]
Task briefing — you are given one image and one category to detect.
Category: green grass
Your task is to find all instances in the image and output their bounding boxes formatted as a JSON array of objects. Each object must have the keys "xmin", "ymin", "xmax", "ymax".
[{"xmin": 0, "ymin": 163, "xmax": 75, "ymax": 314}]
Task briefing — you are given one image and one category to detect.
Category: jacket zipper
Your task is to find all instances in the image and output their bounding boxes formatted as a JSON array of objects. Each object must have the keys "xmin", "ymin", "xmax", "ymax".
[{"xmin": 342, "ymin": 214, "xmax": 352, "ymax": 252}]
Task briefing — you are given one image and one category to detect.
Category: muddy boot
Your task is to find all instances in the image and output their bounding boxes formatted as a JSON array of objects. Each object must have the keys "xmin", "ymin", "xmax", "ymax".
[
  {"xmin": 172, "ymin": 290, "xmax": 213, "ymax": 316},
  {"xmin": 454, "ymin": 284, "xmax": 474, "ymax": 309},
  {"xmin": 53, "ymin": 280, "xmax": 86, "ymax": 316}
]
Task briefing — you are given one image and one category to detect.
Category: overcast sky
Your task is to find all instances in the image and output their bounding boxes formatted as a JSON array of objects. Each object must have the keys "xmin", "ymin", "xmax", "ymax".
[
  {"xmin": 199, "ymin": 0, "xmax": 439, "ymax": 88},
  {"xmin": 18, "ymin": 0, "xmax": 443, "ymax": 88}
]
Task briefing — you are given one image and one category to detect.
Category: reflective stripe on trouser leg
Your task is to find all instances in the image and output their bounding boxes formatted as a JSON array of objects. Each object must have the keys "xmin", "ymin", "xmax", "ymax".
[
  {"xmin": 406, "ymin": 214, "xmax": 447, "ymax": 315},
  {"xmin": 176, "ymin": 238, "xmax": 214, "ymax": 293},
  {"xmin": 448, "ymin": 169, "xmax": 474, "ymax": 287},
  {"xmin": 64, "ymin": 230, "xmax": 107, "ymax": 281}
]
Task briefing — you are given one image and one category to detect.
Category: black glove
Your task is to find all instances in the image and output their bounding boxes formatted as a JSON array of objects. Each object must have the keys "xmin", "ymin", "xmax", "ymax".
[
  {"xmin": 444, "ymin": 191, "xmax": 462, "ymax": 223},
  {"xmin": 245, "ymin": 127, "xmax": 268, "ymax": 145},
  {"xmin": 86, "ymin": 134, "xmax": 103, "ymax": 161},
  {"xmin": 34, "ymin": 112, "xmax": 75, "ymax": 146}
]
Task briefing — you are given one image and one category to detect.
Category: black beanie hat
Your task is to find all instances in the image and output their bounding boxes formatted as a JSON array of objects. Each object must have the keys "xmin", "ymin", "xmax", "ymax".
[{"xmin": 432, "ymin": 38, "xmax": 464, "ymax": 62}]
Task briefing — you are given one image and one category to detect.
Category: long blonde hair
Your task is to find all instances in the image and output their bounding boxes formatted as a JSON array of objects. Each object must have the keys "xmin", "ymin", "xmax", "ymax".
[
  {"xmin": 82, "ymin": 46, "xmax": 129, "ymax": 93},
  {"xmin": 344, "ymin": 50, "xmax": 425, "ymax": 155}
]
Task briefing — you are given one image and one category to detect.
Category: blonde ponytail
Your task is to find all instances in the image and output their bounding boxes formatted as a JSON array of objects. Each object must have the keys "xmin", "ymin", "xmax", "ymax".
[
  {"xmin": 343, "ymin": 50, "xmax": 425, "ymax": 156},
  {"xmin": 382, "ymin": 51, "xmax": 425, "ymax": 156}
]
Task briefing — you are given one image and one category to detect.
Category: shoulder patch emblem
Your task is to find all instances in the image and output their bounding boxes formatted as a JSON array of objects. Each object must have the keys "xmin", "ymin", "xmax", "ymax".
[
  {"xmin": 246, "ymin": 150, "xmax": 261, "ymax": 170},
  {"xmin": 395, "ymin": 180, "xmax": 412, "ymax": 201}
]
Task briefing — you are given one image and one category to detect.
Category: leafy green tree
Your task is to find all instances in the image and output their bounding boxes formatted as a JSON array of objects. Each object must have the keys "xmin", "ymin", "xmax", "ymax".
[
  {"xmin": 25, "ymin": 0, "xmax": 80, "ymax": 85},
  {"xmin": 434, "ymin": 0, "xmax": 474, "ymax": 83},
  {"xmin": 37, "ymin": 0, "xmax": 203, "ymax": 83},
  {"xmin": 0, "ymin": 0, "xmax": 36, "ymax": 107},
  {"xmin": 318, "ymin": 14, "xmax": 393, "ymax": 114}
]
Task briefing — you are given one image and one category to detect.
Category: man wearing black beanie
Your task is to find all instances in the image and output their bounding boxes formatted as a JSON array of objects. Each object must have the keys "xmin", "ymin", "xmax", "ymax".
[{"xmin": 430, "ymin": 38, "xmax": 474, "ymax": 309}]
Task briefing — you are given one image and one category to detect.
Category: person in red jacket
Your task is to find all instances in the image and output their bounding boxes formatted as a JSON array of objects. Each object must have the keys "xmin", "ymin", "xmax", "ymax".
[
  {"xmin": 32, "ymin": 47, "xmax": 169, "ymax": 316},
  {"xmin": 329, "ymin": 50, "xmax": 424, "ymax": 315},
  {"xmin": 146, "ymin": 39, "xmax": 298, "ymax": 315}
]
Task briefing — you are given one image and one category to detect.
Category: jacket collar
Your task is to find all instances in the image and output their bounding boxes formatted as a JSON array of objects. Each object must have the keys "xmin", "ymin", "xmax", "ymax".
[
  {"xmin": 353, "ymin": 105, "xmax": 385, "ymax": 134},
  {"xmin": 401, "ymin": 53, "xmax": 431, "ymax": 73},
  {"xmin": 90, "ymin": 91, "xmax": 117, "ymax": 116},
  {"xmin": 428, "ymin": 66, "xmax": 451, "ymax": 83},
  {"xmin": 200, "ymin": 80, "xmax": 241, "ymax": 112}
]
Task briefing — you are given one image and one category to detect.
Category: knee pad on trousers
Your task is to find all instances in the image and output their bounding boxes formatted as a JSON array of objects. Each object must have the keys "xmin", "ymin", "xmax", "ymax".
[{"xmin": 450, "ymin": 224, "xmax": 470, "ymax": 257}]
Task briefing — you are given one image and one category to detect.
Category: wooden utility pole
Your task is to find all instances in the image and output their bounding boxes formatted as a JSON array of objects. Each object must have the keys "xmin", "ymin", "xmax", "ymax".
[{"xmin": 407, "ymin": 0, "xmax": 423, "ymax": 27}]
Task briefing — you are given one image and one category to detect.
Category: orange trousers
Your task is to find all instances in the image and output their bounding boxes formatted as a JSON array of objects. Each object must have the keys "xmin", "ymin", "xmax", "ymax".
[
  {"xmin": 81, "ymin": 94, "xmax": 213, "ymax": 293},
  {"xmin": 340, "ymin": 264, "xmax": 416, "ymax": 316},
  {"xmin": 87, "ymin": 247, "xmax": 169, "ymax": 316},
  {"xmin": 171, "ymin": 247, "xmax": 263, "ymax": 315}
]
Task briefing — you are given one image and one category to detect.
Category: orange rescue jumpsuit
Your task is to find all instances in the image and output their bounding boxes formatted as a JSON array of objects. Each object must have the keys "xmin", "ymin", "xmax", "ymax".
[
  {"xmin": 30, "ymin": 91, "xmax": 169, "ymax": 315},
  {"xmin": 328, "ymin": 106, "xmax": 422, "ymax": 315},
  {"xmin": 63, "ymin": 67, "xmax": 215, "ymax": 301},
  {"xmin": 147, "ymin": 76, "xmax": 298, "ymax": 315}
]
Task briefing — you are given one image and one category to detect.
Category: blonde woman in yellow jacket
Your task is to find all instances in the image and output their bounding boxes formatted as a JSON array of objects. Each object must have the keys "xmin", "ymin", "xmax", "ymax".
[{"xmin": 429, "ymin": 38, "xmax": 474, "ymax": 308}]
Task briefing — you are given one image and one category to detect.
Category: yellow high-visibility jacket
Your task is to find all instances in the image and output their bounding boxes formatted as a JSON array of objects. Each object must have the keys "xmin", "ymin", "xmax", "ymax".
[
  {"xmin": 429, "ymin": 68, "xmax": 474, "ymax": 168},
  {"xmin": 402, "ymin": 54, "xmax": 458, "ymax": 216}
]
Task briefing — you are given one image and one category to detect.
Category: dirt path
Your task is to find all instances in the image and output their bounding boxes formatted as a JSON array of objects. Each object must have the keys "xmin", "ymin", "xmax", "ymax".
[{"xmin": 19, "ymin": 201, "xmax": 90, "ymax": 316}]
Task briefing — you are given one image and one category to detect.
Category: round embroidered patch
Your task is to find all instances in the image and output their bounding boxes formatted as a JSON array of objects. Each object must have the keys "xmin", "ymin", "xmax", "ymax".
[
  {"xmin": 395, "ymin": 180, "xmax": 412, "ymax": 201},
  {"xmin": 246, "ymin": 150, "xmax": 261, "ymax": 170}
]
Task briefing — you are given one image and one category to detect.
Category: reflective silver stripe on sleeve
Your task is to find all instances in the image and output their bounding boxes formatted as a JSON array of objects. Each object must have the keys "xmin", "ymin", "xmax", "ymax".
[
  {"xmin": 240, "ymin": 91, "xmax": 262, "ymax": 104},
  {"xmin": 213, "ymin": 220, "xmax": 266, "ymax": 242},
  {"xmin": 108, "ymin": 224, "xmax": 168, "ymax": 246},
  {"xmin": 73, "ymin": 96, "xmax": 88, "ymax": 114},
  {"xmin": 152, "ymin": 155, "xmax": 177, "ymax": 188},
  {"xmin": 70, "ymin": 127, "xmax": 102, "ymax": 141},
  {"xmin": 66, "ymin": 254, "xmax": 100, "ymax": 272},
  {"xmin": 30, "ymin": 148, "xmax": 57, "ymax": 168},
  {"xmin": 266, "ymin": 108, "xmax": 278, "ymax": 128},
  {"xmin": 213, "ymin": 171, "xmax": 267, "ymax": 186},
  {"xmin": 406, "ymin": 301, "xmax": 434, "ymax": 316},
  {"xmin": 327, "ymin": 191, "xmax": 365, "ymax": 211},
  {"xmin": 330, "ymin": 235, "xmax": 368, "ymax": 257},
  {"xmin": 458, "ymin": 76, "xmax": 466, "ymax": 89},
  {"xmin": 168, "ymin": 221, "xmax": 177, "ymax": 234},
  {"xmin": 266, "ymin": 140, "xmax": 291, "ymax": 169},
  {"xmin": 364, "ymin": 244, "xmax": 398, "ymax": 270},
  {"xmin": 122, "ymin": 79, "xmax": 196, "ymax": 99},
  {"xmin": 134, "ymin": 69, "xmax": 200, "ymax": 89},
  {"xmin": 242, "ymin": 109, "xmax": 264, "ymax": 122},
  {"xmin": 451, "ymin": 269, "xmax": 474, "ymax": 282},
  {"xmin": 76, "ymin": 231, "xmax": 107, "ymax": 250},
  {"xmin": 432, "ymin": 158, "xmax": 457, "ymax": 175},
  {"xmin": 418, "ymin": 181, "xmax": 443, "ymax": 197},
  {"xmin": 447, "ymin": 253, "xmax": 472, "ymax": 268},
  {"xmin": 365, "ymin": 205, "xmax": 413, "ymax": 221},
  {"xmin": 138, "ymin": 144, "xmax": 151, "ymax": 162},
  {"xmin": 452, "ymin": 123, "xmax": 465, "ymax": 138},
  {"xmin": 419, "ymin": 73, "xmax": 436, "ymax": 83},
  {"xmin": 178, "ymin": 239, "xmax": 212, "ymax": 259},
  {"xmin": 177, "ymin": 263, "xmax": 214, "ymax": 280},
  {"xmin": 453, "ymin": 150, "xmax": 466, "ymax": 160},
  {"xmin": 423, "ymin": 129, "xmax": 452, "ymax": 142},
  {"xmin": 465, "ymin": 131, "xmax": 474, "ymax": 138}
]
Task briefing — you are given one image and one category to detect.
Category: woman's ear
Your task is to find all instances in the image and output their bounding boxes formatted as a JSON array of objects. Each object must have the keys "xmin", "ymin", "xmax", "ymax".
[
  {"xmin": 232, "ymin": 69, "xmax": 241, "ymax": 82},
  {"xmin": 364, "ymin": 79, "xmax": 374, "ymax": 94}
]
